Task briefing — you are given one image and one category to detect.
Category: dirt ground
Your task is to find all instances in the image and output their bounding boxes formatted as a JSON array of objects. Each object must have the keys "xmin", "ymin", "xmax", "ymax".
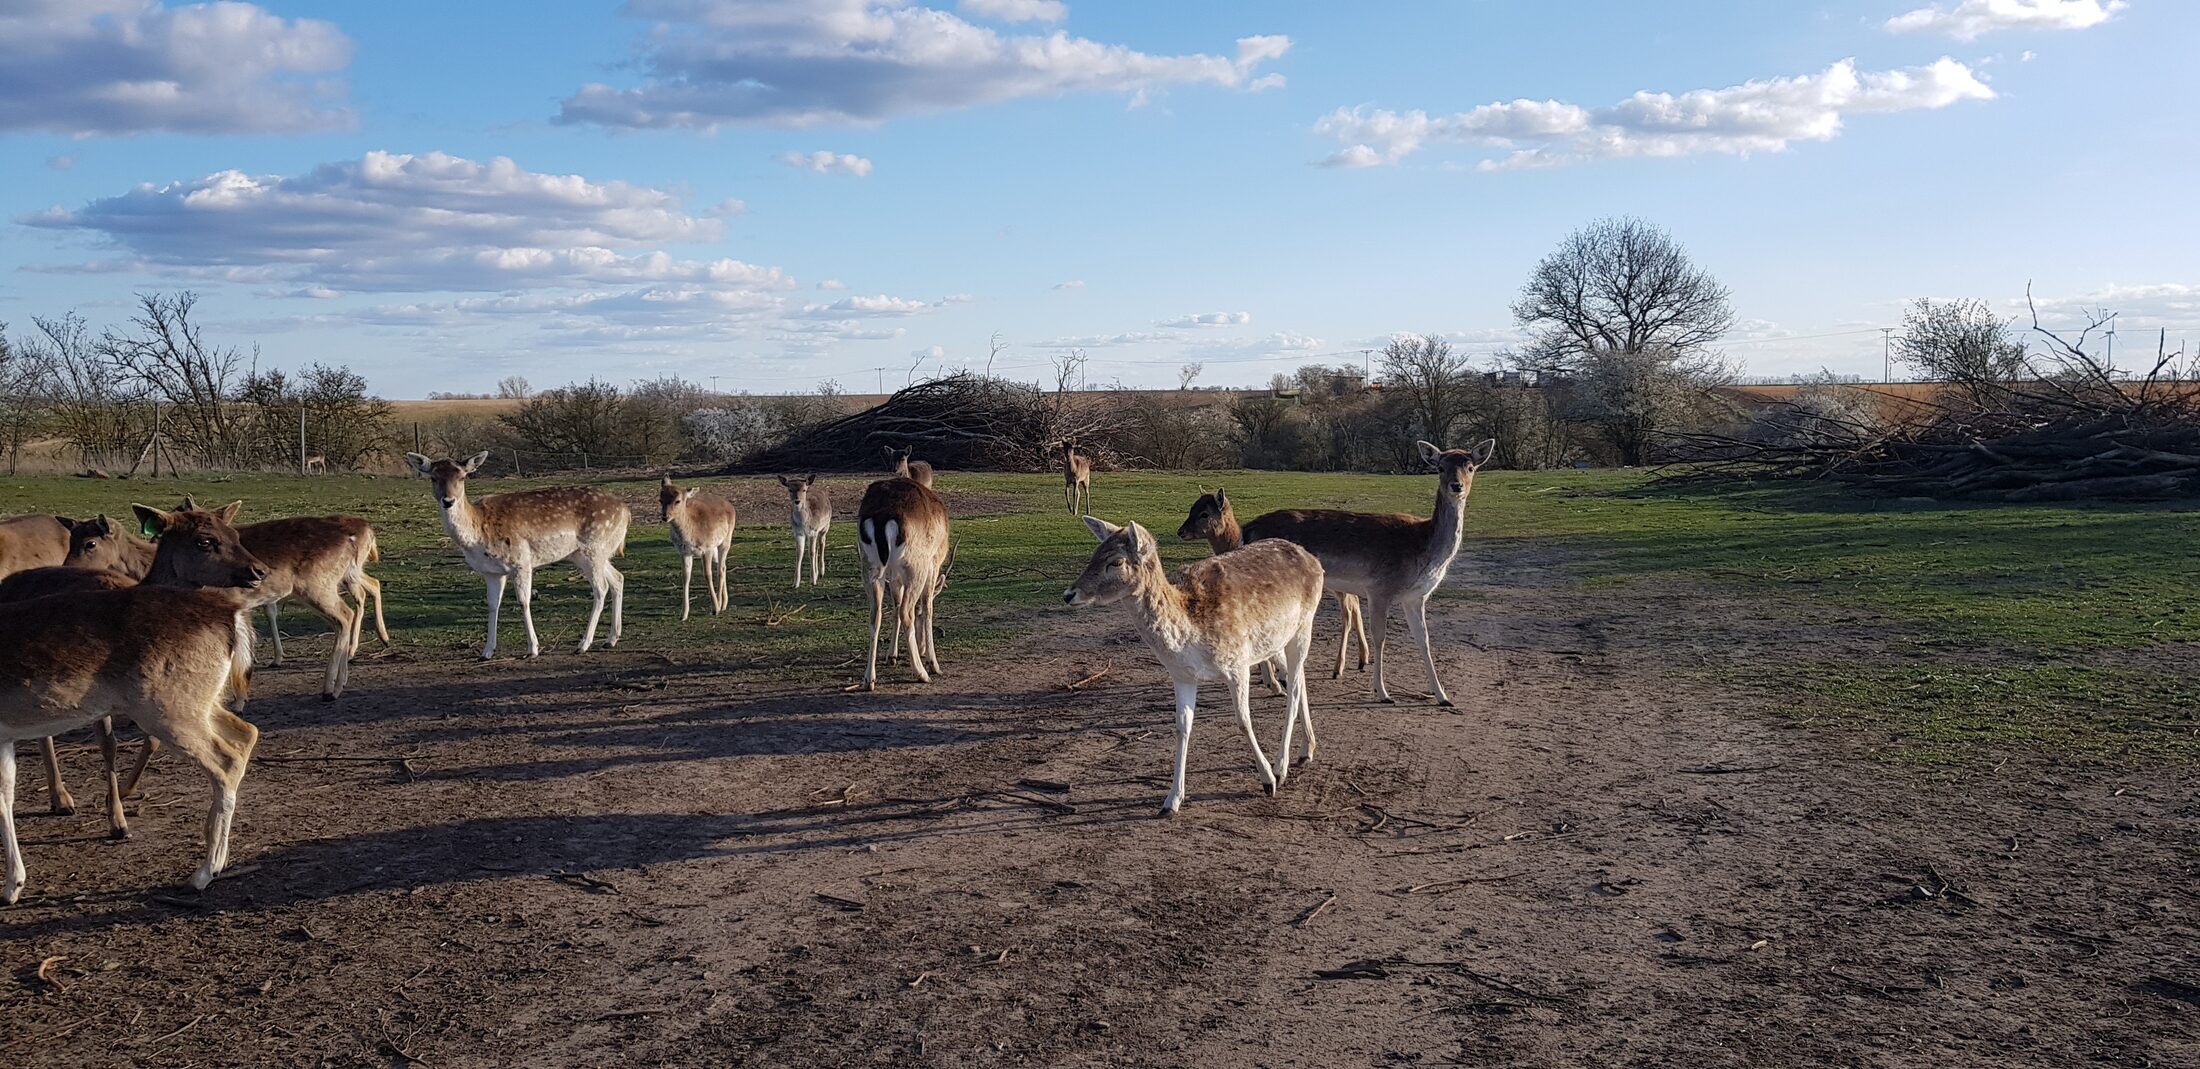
[{"xmin": 3, "ymin": 541, "xmax": 2194, "ymax": 1068}]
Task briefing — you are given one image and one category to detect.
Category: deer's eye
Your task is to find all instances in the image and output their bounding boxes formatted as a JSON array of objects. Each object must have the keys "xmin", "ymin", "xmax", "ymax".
[{"xmin": 199, "ymin": 538, "xmax": 216, "ymax": 550}]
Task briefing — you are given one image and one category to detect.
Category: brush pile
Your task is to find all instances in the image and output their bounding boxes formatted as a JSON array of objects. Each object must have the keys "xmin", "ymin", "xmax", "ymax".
[{"xmin": 728, "ymin": 373, "xmax": 1120, "ymax": 474}]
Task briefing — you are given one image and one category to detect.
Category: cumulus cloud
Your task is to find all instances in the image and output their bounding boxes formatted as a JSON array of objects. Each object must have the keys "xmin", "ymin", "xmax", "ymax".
[
  {"xmin": 958, "ymin": 0, "xmax": 1067, "ymax": 23},
  {"xmin": 816, "ymin": 278, "xmax": 848, "ymax": 290},
  {"xmin": 790, "ymin": 294, "xmax": 935, "ymax": 318},
  {"xmin": 1315, "ymin": 58, "xmax": 1993, "ymax": 171},
  {"xmin": 0, "ymin": 0, "xmax": 352, "ymax": 136},
  {"xmin": 780, "ymin": 150, "xmax": 874, "ymax": 176},
  {"xmin": 1159, "ymin": 311, "xmax": 1251, "ymax": 328},
  {"xmin": 1885, "ymin": 0, "xmax": 2125, "ymax": 40},
  {"xmin": 556, "ymin": 0, "xmax": 1289, "ymax": 128}
]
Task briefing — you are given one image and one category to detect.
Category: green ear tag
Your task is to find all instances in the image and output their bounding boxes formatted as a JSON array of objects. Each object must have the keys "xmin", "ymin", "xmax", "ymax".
[{"xmin": 139, "ymin": 517, "xmax": 159, "ymax": 538}]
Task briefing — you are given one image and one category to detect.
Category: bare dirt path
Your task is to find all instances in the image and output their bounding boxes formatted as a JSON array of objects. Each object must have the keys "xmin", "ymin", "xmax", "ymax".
[{"xmin": 3, "ymin": 542, "xmax": 2193, "ymax": 1068}]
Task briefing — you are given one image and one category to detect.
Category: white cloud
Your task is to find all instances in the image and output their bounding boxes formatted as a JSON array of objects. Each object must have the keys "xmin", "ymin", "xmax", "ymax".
[
  {"xmin": 1885, "ymin": 0, "xmax": 2125, "ymax": 41},
  {"xmin": 2017, "ymin": 282, "xmax": 2200, "ymax": 325},
  {"xmin": 817, "ymin": 278, "xmax": 848, "ymax": 290},
  {"xmin": 780, "ymin": 150, "xmax": 874, "ymax": 176},
  {"xmin": 1053, "ymin": 279, "xmax": 1085, "ymax": 290},
  {"xmin": 790, "ymin": 294, "xmax": 935, "ymax": 318},
  {"xmin": 1036, "ymin": 331, "xmax": 1176, "ymax": 348},
  {"xmin": 0, "ymin": 0, "xmax": 352, "ymax": 136},
  {"xmin": 958, "ymin": 0, "xmax": 1067, "ymax": 23},
  {"xmin": 1315, "ymin": 58, "xmax": 1992, "ymax": 170},
  {"xmin": 1188, "ymin": 332, "xmax": 1326, "ymax": 360},
  {"xmin": 1159, "ymin": 311, "xmax": 1251, "ymax": 328},
  {"xmin": 706, "ymin": 197, "xmax": 747, "ymax": 216},
  {"xmin": 556, "ymin": 1, "xmax": 1288, "ymax": 128},
  {"xmin": 941, "ymin": 292, "xmax": 977, "ymax": 304}
]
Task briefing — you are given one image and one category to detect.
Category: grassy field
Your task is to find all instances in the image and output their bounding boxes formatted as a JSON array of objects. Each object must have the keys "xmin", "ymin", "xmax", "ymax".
[{"xmin": 2, "ymin": 467, "xmax": 2192, "ymax": 764}]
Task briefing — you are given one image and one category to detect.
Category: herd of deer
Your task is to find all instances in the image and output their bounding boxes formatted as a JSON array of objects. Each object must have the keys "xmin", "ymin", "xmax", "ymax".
[{"xmin": 0, "ymin": 436, "xmax": 1493, "ymax": 905}]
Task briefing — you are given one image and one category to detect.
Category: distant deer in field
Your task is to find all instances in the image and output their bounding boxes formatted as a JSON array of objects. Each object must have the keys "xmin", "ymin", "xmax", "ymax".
[
  {"xmin": 1060, "ymin": 440, "xmax": 1092, "ymax": 516},
  {"xmin": 1217, "ymin": 439, "xmax": 1494, "ymax": 706},
  {"xmin": 303, "ymin": 453, "xmax": 327, "ymax": 474},
  {"xmin": 777, "ymin": 474, "xmax": 832, "ymax": 587},
  {"xmin": 406, "ymin": 452, "xmax": 630, "ymax": 659},
  {"xmin": 881, "ymin": 445, "xmax": 935, "ymax": 488},
  {"xmin": 855, "ymin": 475, "xmax": 952, "ymax": 690},
  {"xmin": 1, "ymin": 582, "xmax": 266, "ymax": 904},
  {"xmin": 0, "ymin": 514, "xmax": 75, "ymax": 581},
  {"xmin": 1179, "ymin": 488, "xmax": 1371, "ymax": 680},
  {"xmin": 660, "ymin": 474, "xmax": 736, "ymax": 619},
  {"xmin": 1065, "ymin": 516, "xmax": 1324, "ymax": 815},
  {"xmin": 0, "ymin": 502, "xmax": 268, "ymax": 846}
]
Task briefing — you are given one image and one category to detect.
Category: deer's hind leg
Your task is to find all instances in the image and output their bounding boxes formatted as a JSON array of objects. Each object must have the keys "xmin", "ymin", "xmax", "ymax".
[
  {"xmin": 294, "ymin": 584, "xmax": 358, "ymax": 700},
  {"xmin": 38, "ymin": 736, "xmax": 73, "ymax": 816},
  {"xmin": 3, "ymin": 740, "xmax": 24, "ymax": 905},
  {"xmin": 148, "ymin": 700, "xmax": 259, "ymax": 892},
  {"xmin": 97, "ymin": 717, "xmax": 130, "ymax": 839}
]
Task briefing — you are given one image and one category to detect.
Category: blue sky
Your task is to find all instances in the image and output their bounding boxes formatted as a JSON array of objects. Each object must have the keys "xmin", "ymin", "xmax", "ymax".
[{"xmin": 2, "ymin": 0, "xmax": 2192, "ymax": 396}]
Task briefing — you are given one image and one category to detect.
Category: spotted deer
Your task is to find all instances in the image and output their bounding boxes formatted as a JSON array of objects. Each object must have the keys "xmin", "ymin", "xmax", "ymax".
[
  {"xmin": 660, "ymin": 474, "xmax": 736, "ymax": 620},
  {"xmin": 777, "ymin": 474, "xmax": 832, "ymax": 587},
  {"xmin": 855, "ymin": 476, "xmax": 952, "ymax": 690},
  {"xmin": 405, "ymin": 452, "xmax": 630, "ymax": 659},
  {"xmin": 1178, "ymin": 489, "xmax": 1372, "ymax": 680},
  {"xmin": 881, "ymin": 445, "xmax": 935, "ymax": 488},
  {"xmin": 0, "ymin": 514, "xmax": 74, "ymax": 581},
  {"xmin": 1221, "ymin": 440, "xmax": 1494, "ymax": 706},
  {"xmin": 1060, "ymin": 441, "xmax": 1092, "ymax": 516},
  {"xmin": 1064, "ymin": 517, "xmax": 1325, "ymax": 815},
  {"xmin": 1, "ymin": 583, "xmax": 265, "ymax": 904},
  {"xmin": 0, "ymin": 502, "xmax": 268, "ymax": 847}
]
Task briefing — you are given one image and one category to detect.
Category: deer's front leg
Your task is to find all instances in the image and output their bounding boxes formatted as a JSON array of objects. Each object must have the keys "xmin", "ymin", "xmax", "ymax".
[
  {"xmin": 482, "ymin": 573, "xmax": 506, "ymax": 660},
  {"xmin": 1161, "ymin": 681, "xmax": 1198, "ymax": 816}
]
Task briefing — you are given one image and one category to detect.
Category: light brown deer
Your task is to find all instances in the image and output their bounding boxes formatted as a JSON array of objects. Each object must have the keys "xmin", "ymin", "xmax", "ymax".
[
  {"xmin": 660, "ymin": 474, "xmax": 736, "ymax": 619},
  {"xmin": 777, "ymin": 474, "xmax": 832, "ymax": 587},
  {"xmin": 855, "ymin": 476, "xmax": 951, "ymax": 690},
  {"xmin": 1064, "ymin": 517, "xmax": 1324, "ymax": 815},
  {"xmin": 406, "ymin": 452, "xmax": 630, "ymax": 659},
  {"xmin": 0, "ymin": 502, "xmax": 268, "ymax": 858},
  {"xmin": 1, "ymin": 583, "xmax": 265, "ymax": 904},
  {"xmin": 881, "ymin": 445, "xmax": 935, "ymax": 488},
  {"xmin": 0, "ymin": 514, "xmax": 74, "ymax": 581},
  {"xmin": 1060, "ymin": 440, "xmax": 1092, "ymax": 516},
  {"xmin": 1178, "ymin": 488, "xmax": 1372, "ymax": 679},
  {"xmin": 303, "ymin": 453, "xmax": 327, "ymax": 474},
  {"xmin": 1217, "ymin": 439, "xmax": 1494, "ymax": 706}
]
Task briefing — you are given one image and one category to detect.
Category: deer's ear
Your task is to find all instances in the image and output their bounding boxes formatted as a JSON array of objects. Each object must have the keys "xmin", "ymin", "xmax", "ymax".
[
  {"xmin": 1470, "ymin": 438, "xmax": 1497, "ymax": 466},
  {"xmin": 682, "ymin": 487, "xmax": 699, "ymax": 501},
  {"xmin": 1082, "ymin": 515, "xmax": 1121, "ymax": 543},
  {"xmin": 1214, "ymin": 487, "xmax": 1228, "ymax": 510},
  {"xmin": 215, "ymin": 501, "xmax": 244, "ymax": 525},
  {"xmin": 1125, "ymin": 522, "xmax": 1155, "ymax": 560},
  {"xmin": 776, "ymin": 474, "xmax": 791, "ymax": 487},
  {"xmin": 404, "ymin": 452, "xmax": 434, "ymax": 475},
  {"xmin": 463, "ymin": 450, "xmax": 491, "ymax": 474},
  {"xmin": 1416, "ymin": 440, "xmax": 1443, "ymax": 468},
  {"xmin": 131, "ymin": 504, "xmax": 172, "ymax": 538}
]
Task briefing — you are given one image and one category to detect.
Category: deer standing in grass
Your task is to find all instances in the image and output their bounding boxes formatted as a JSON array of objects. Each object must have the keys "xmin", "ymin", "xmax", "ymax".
[
  {"xmin": 1061, "ymin": 441, "xmax": 1092, "ymax": 516},
  {"xmin": 882, "ymin": 445, "xmax": 935, "ymax": 488},
  {"xmin": 1064, "ymin": 517, "xmax": 1324, "ymax": 815},
  {"xmin": 660, "ymin": 474, "xmax": 736, "ymax": 619},
  {"xmin": 303, "ymin": 453, "xmax": 327, "ymax": 474},
  {"xmin": 856, "ymin": 476, "xmax": 952, "ymax": 690},
  {"xmin": 1, "ymin": 584, "xmax": 265, "ymax": 904},
  {"xmin": 1179, "ymin": 489, "xmax": 1372, "ymax": 680},
  {"xmin": 0, "ymin": 503, "xmax": 268, "ymax": 853},
  {"xmin": 406, "ymin": 452, "xmax": 630, "ymax": 659},
  {"xmin": 777, "ymin": 474, "xmax": 832, "ymax": 587}
]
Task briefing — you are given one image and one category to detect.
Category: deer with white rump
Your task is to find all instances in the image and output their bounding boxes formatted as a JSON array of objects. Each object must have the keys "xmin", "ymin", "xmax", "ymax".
[
  {"xmin": 1060, "ymin": 440, "xmax": 1092, "ymax": 516},
  {"xmin": 659, "ymin": 474, "xmax": 736, "ymax": 620},
  {"xmin": 777, "ymin": 474, "xmax": 832, "ymax": 587},
  {"xmin": 406, "ymin": 452, "xmax": 630, "ymax": 659},
  {"xmin": 855, "ymin": 476, "xmax": 953, "ymax": 690},
  {"xmin": 1064, "ymin": 516, "xmax": 1325, "ymax": 816}
]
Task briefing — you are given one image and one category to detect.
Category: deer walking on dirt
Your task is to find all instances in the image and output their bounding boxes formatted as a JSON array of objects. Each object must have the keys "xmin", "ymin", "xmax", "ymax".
[
  {"xmin": 1060, "ymin": 441, "xmax": 1092, "ymax": 516},
  {"xmin": 882, "ymin": 445, "xmax": 935, "ymax": 488},
  {"xmin": 1179, "ymin": 489, "xmax": 1372, "ymax": 680},
  {"xmin": 660, "ymin": 474, "xmax": 736, "ymax": 619},
  {"xmin": 1064, "ymin": 517, "xmax": 1324, "ymax": 815},
  {"xmin": 406, "ymin": 452, "xmax": 630, "ymax": 659},
  {"xmin": 777, "ymin": 474, "xmax": 832, "ymax": 587},
  {"xmin": 855, "ymin": 476, "xmax": 953, "ymax": 690}
]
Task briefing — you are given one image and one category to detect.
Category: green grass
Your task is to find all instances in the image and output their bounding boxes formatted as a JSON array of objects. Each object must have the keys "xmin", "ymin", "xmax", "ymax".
[{"xmin": 3, "ymin": 467, "xmax": 2193, "ymax": 763}]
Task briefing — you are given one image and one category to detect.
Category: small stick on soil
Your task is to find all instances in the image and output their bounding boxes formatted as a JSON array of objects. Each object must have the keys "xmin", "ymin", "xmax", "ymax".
[
  {"xmin": 1676, "ymin": 763, "xmax": 1783, "ymax": 775},
  {"xmin": 0, "ymin": 1017, "xmax": 91, "ymax": 1054},
  {"xmin": 979, "ymin": 949, "xmax": 1011, "ymax": 967},
  {"xmin": 815, "ymin": 893, "xmax": 866, "ymax": 912},
  {"xmin": 35, "ymin": 955, "xmax": 67, "ymax": 992},
  {"xmin": 1402, "ymin": 873, "xmax": 1527, "ymax": 895},
  {"xmin": 257, "ymin": 753, "xmax": 426, "ymax": 764},
  {"xmin": 907, "ymin": 971, "xmax": 937, "ymax": 989},
  {"xmin": 1292, "ymin": 893, "xmax": 1337, "ymax": 929},
  {"xmin": 550, "ymin": 871, "xmax": 621, "ymax": 895},
  {"xmin": 1063, "ymin": 666, "xmax": 1111, "ymax": 691},
  {"xmin": 145, "ymin": 1013, "xmax": 208, "ymax": 1048}
]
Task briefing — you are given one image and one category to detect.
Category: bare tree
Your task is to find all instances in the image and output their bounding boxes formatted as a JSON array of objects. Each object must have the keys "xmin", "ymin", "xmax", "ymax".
[
  {"xmin": 1052, "ymin": 349, "xmax": 1088, "ymax": 394},
  {"xmin": 499, "ymin": 379, "xmax": 627, "ymax": 459},
  {"xmin": 1379, "ymin": 334, "xmax": 1474, "ymax": 444},
  {"xmin": 1513, "ymin": 217, "xmax": 1734, "ymax": 368},
  {"xmin": 28, "ymin": 312, "xmax": 147, "ymax": 471},
  {"xmin": 0, "ymin": 323, "xmax": 53, "ymax": 474},
  {"xmin": 1178, "ymin": 362, "xmax": 1204, "ymax": 390},
  {"xmin": 1560, "ymin": 347, "xmax": 1736, "ymax": 465},
  {"xmin": 496, "ymin": 375, "xmax": 533, "ymax": 400},
  {"xmin": 99, "ymin": 292, "xmax": 247, "ymax": 467},
  {"xmin": 1894, "ymin": 297, "xmax": 2028, "ymax": 409},
  {"xmin": 986, "ymin": 332, "xmax": 1008, "ymax": 376}
]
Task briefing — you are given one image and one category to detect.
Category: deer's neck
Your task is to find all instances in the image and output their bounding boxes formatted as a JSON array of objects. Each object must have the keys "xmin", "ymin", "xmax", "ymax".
[
  {"xmin": 1205, "ymin": 511, "xmax": 1244, "ymax": 554},
  {"xmin": 440, "ymin": 494, "xmax": 489, "ymax": 548},
  {"xmin": 117, "ymin": 533, "xmax": 156, "ymax": 580},
  {"xmin": 1128, "ymin": 560, "xmax": 1199, "ymax": 655},
  {"xmin": 1421, "ymin": 482, "xmax": 1468, "ymax": 566}
]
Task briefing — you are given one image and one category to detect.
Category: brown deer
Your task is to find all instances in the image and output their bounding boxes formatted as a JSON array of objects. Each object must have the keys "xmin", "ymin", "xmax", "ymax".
[
  {"xmin": 1178, "ymin": 488, "xmax": 1371, "ymax": 679},
  {"xmin": 303, "ymin": 453, "xmax": 328, "ymax": 474},
  {"xmin": 0, "ymin": 514, "xmax": 75, "ymax": 581},
  {"xmin": 0, "ymin": 502, "xmax": 268, "ymax": 845},
  {"xmin": 1060, "ymin": 440, "xmax": 1092, "ymax": 516},
  {"xmin": 1, "ymin": 582, "xmax": 266, "ymax": 904},
  {"xmin": 405, "ymin": 452, "xmax": 630, "ymax": 659},
  {"xmin": 855, "ymin": 476, "xmax": 952, "ymax": 690},
  {"xmin": 881, "ymin": 445, "xmax": 935, "ymax": 488},
  {"xmin": 660, "ymin": 474, "xmax": 736, "ymax": 619},
  {"xmin": 776, "ymin": 474, "xmax": 832, "ymax": 587},
  {"xmin": 1064, "ymin": 517, "xmax": 1324, "ymax": 815}
]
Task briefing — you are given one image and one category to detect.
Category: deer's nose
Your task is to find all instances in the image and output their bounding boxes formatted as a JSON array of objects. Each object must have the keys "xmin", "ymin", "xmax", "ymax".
[{"xmin": 440, "ymin": 497, "xmax": 456, "ymax": 508}]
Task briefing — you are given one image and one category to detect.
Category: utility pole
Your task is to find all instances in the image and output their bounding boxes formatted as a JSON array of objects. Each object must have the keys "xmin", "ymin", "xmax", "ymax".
[
  {"xmin": 710, "ymin": 374, "xmax": 720, "ymax": 395},
  {"xmin": 875, "ymin": 367, "xmax": 886, "ymax": 393},
  {"xmin": 1361, "ymin": 348, "xmax": 1374, "ymax": 384},
  {"xmin": 1881, "ymin": 327, "xmax": 1893, "ymax": 383},
  {"xmin": 2104, "ymin": 315, "xmax": 2118, "ymax": 373}
]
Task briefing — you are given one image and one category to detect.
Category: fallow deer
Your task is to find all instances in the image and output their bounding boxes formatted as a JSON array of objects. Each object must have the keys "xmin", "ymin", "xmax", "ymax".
[
  {"xmin": 405, "ymin": 452, "xmax": 630, "ymax": 659},
  {"xmin": 1178, "ymin": 489, "xmax": 1372, "ymax": 679},
  {"xmin": 1225, "ymin": 440, "xmax": 1494, "ymax": 706},
  {"xmin": 0, "ymin": 502, "xmax": 268, "ymax": 845},
  {"xmin": 660, "ymin": 474, "xmax": 736, "ymax": 620},
  {"xmin": 303, "ymin": 453, "xmax": 327, "ymax": 474},
  {"xmin": 777, "ymin": 474, "xmax": 832, "ymax": 587},
  {"xmin": 1, "ymin": 582, "xmax": 266, "ymax": 904},
  {"xmin": 1061, "ymin": 441, "xmax": 1092, "ymax": 516},
  {"xmin": 882, "ymin": 445, "xmax": 935, "ymax": 488},
  {"xmin": 1064, "ymin": 517, "xmax": 1325, "ymax": 815},
  {"xmin": 855, "ymin": 476, "xmax": 951, "ymax": 690},
  {"xmin": 0, "ymin": 514, "xmax": 74, "ymax": 581}
]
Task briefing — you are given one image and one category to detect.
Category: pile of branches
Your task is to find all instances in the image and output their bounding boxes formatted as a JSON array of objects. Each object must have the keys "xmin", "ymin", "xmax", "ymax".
[
  {"xmin": 728, "ymin": 372, "xmax": 1121, "ymax": 474},
  {"xmin": 1667, "ymin": 304, "xmax": 2200, "ymax": 501}
]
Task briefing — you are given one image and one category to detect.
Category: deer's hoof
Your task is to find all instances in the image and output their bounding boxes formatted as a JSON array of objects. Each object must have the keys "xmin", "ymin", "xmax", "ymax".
[
  {"xmin": 49, "ymin": 799, "xmax": 75, "ymax": 817},
  {"xmin": 1436, "ymin": 698, "xmax": 1455, "ymax": 708},
  {"xmin": 108, "ymin": 826, "xmax": 131, "ymax": 842}
]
